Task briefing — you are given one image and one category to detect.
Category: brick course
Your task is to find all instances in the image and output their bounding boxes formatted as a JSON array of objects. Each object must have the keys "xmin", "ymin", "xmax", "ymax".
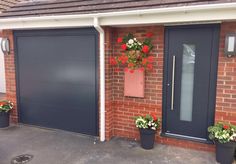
[
  {"xmin": 1, "ymin": 22, "xmax": 236, "ymax": 152},
  {"xmin": 215, "ymin": 22, "xmax": 236, "ymax": 125},
  {"xmin": 1, "ymin": 30, "xmax": 17, "ymax": 123}
]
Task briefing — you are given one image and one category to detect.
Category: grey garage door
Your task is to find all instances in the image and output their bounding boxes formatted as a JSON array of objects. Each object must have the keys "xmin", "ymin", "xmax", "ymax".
[{"xmin": 14, "ymin": 28, "xmax": 98, "ymax": 136}]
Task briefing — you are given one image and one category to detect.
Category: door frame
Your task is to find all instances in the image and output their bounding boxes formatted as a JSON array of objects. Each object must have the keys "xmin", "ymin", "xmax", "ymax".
[
  {"xmin": 13, "ymin": 28, "xmax": 99, "ymax": 136},
  {"xmin": 161, "ymin": 24, "xmax": 220, "ymax": 143}
]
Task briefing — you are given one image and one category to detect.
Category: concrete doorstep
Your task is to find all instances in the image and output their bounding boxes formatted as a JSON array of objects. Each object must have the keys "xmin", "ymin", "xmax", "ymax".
[{"xmin": 0, "ymin": 125, "xmax": 218, "ymax": 164}]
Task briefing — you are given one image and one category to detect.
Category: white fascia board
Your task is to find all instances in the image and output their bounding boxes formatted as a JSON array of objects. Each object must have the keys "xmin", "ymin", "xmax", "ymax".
[
  {"xmin": 0, "ymin": 17, "xmax": 94, "ymax": 29},
  {"xmin": 100, "ymin": 8, "xmax": 236, "ymax": 26},
  {"xmin": 0, "ymin": 3, "xmax": 236, "ymax": 29}
]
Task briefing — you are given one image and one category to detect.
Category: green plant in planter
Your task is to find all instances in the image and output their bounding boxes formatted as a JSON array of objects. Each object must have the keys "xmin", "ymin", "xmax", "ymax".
[
  {"xmin": 208, "ymin": 122, "xmax": 236, "ymax": 143},
  {"xmin": 208, "ymin": 122, "xmax": 236, "ymax": 164},
  {"xmin": 0, "ymin": 100, "xmax": 13, "ymax": 113},
  {"xmin": 0, "ymin": 100, "xmax": 13, "ymax": 128},
  {"xmin": 134, "ymin": 114, "xmax": 160, "ymax": 130},
  {"xmin": 134, "ymin": 114, "xmax": 160, "ymax": 149}
]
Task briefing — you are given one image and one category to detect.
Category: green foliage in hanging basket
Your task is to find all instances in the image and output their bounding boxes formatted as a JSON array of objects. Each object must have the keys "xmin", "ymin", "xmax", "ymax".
[{"xmin": 110, "ymin": 32, "xmax": 155, "ymax": 73}]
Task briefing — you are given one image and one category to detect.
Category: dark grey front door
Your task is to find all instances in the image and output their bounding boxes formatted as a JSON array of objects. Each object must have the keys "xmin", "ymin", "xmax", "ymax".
[
  {"xmin": 14, "ymin": 28, "xmax": 98, "ymax": 136},
  {"xmin": 163, "ymin": 25, "xmax": 220, "ymax": 141}
]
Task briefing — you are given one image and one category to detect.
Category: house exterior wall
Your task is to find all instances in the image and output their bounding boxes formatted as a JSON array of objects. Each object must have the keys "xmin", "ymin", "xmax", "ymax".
[
  {"xmin": 0, "ymin": 30, "xmax": 18, "ymax": 123},
  {"xmin": 215, "ymin": 22, "xmax": 236, "ymax": 125},
  {"xmin": 107, "ymin": 26, "xmax": 164, "ymax": 140},
  {"xmin": 1, "ymin": 22, "xmax": 236, "ymax": 152},
  {"xmin": 104, "ymin": 26, "xmax": 215, "ymax": 151}
]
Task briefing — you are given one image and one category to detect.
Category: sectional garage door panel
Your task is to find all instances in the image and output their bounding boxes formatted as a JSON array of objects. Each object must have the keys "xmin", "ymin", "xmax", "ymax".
[{"xmin": 15, "ymin": 29, "xmax": 98, "ymax": 136}]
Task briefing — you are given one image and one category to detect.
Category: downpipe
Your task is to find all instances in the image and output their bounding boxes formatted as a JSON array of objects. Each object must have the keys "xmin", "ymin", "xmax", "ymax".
[{"xmin": 93, "ymin": 17, "xmax": 105, "ymax": 142}]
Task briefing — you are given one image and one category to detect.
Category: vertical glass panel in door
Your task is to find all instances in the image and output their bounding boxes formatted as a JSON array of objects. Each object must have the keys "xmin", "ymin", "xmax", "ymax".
[{"xmin": 180, "ymin": 44, "xmax": 195, "ymax": 122}]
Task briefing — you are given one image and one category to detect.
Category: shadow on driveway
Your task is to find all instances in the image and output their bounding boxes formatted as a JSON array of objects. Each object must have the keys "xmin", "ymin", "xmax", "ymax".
[{"xmin": 0, "ymin": 125, "xmax": 216, "ymax": 164}]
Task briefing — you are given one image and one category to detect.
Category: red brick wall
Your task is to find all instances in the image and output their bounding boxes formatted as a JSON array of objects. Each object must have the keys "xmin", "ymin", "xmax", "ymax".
[
  {"xmin": 104, "ymin": 26, "xmax": 215, "ymax": 151},
  {"xmin": 111, "ymin": 26, "xmax": 164, "ymax": 139},
  {"xmin": 215, "ymin": 22, "xmax": 236, "ymax": 125},
  {"xmin": 104, "ymin": 27, "xmax": 115, "ymax": 139},
  {"xmin": 1, "ymin": 30, "xmax": 18, "ymax": 123},
  {"xmin": 1, "ymin": 22, "xmax": 236, "ymax": 152}
]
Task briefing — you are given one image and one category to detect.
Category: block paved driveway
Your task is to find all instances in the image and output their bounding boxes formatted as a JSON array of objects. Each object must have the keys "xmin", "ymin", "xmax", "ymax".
[{"xmin": 0, "ymin": 125, "xmax": 217, "ymax": 164}]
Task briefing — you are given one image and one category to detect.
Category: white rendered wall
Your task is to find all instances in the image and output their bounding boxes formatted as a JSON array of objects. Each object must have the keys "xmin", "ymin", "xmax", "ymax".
[{"xmin": 0, "ymin": 38, "xmax": 6, "ymax": 93}]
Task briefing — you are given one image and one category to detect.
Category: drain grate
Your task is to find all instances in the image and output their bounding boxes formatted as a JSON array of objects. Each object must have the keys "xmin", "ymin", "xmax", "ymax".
[{"xmin": 11, "ymin": 154, "xmax": 33, "ymax": 164}]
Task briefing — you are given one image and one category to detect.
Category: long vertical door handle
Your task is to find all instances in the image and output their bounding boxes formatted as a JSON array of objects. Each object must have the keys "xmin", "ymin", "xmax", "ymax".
[{"xmin": 171, "ymin": 56, "xmax": 176, "ymax": 111}]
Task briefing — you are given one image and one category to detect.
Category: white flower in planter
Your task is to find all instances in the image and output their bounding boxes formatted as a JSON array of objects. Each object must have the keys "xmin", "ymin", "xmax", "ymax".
[
  {"xmin": 230, "ymin": 133, "xmax": 236, "ymax": 141},
  {"xmin": 151, "ymin": 127, "xmax": 156, "ymax": 130}
]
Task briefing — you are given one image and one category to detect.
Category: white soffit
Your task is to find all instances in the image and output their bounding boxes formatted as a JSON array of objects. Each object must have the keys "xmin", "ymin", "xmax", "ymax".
[{"xmin": 0, "ymin": 3, "xmax": 236, "ymax": 29}]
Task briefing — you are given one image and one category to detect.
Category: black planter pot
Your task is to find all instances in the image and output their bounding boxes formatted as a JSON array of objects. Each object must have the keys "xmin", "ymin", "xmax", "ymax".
[
  {"xmin": 0, "ymin": 112, "xmax": 10, "ymax": 128},
  {"xmin": 139, "ymin": 128, "xmax": 156, "ymax": 150},
  {"xmin": 215, "ymin": 141, "xmax": 236, "ymax": 164}
]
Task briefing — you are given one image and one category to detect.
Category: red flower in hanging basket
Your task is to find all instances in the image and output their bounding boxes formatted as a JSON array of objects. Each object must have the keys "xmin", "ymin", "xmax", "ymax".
[
  {"xmin": 109, "ymin": 57, "xmax": 117, "ymax": 65},
  {"xmin": 142, "ymin": 45, "xmax": 149, "ymax": 54},
  {"xmin": 146, "ymin": 32, "xmax": 154, "ymax": 38},
  {"xmin": 118, "ymin": 54, "xmax": 128, "ymax": 64},
  {"xmin": 117, "ymin": 37, "xmax": 123, "ymax": 43},
  {"xmin": 147, "ymin": 56, "xmax": 154, "ymax": 62},
  {"xmin": 124, "ymin": 67, "xmax": 129, "ymax": 72},
  {"xmin": 129, "ymin": 69, "xmax": 134, "ymax": 73},
  {"xmin": 147, "ymin": 63, "xmax": 153, "ymax": 70},
  {"xmin": 142, "ymin": 58, "xmax": 148, "ymax": 65},
  {"xmin": 128, "ymin": 63, "xmax": 134, "ymax": 68},
  {"xmin": 121, "ymin": 44, "xmax": 127, "ymax": 50},
  {"xmin": 139, "ymin": 67, "xmax": 145, "ymax": 72}
]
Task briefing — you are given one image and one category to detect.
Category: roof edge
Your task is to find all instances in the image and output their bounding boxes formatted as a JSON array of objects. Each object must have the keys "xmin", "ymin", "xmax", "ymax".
[{"xmin": 0, "ymin": 2, "xmax": 236, "ymax": 29}]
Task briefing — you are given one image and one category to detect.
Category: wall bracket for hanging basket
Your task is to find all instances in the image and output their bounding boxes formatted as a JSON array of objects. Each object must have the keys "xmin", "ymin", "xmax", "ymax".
[{"xmin": 124, "ymin": 69, "xmax": 145, "ymax": 98}]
